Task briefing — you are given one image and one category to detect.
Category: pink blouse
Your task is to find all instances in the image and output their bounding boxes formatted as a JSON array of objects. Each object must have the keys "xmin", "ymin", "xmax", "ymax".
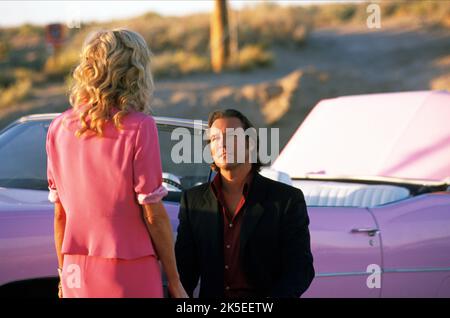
[{"xmin": 46, "ymin": 107, "xmax": 168, "ymax": 259}]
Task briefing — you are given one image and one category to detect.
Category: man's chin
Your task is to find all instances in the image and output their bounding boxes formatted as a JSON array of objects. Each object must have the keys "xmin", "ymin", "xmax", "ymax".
[{"xmin": 216, "ymin": 162, "xmax": 239, "ymax": 171}]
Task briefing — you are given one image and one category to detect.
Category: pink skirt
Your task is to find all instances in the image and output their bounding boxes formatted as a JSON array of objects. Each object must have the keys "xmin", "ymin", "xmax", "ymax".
[{"xmin": 61, "ymin": 254, "xmax": 163, "ymax": 298}]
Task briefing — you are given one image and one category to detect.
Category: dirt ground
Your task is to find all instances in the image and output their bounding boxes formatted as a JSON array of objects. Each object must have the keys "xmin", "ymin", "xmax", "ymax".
[{"xmin": 1, "ymin": 21, "xmax": 449, "ymax": 149}]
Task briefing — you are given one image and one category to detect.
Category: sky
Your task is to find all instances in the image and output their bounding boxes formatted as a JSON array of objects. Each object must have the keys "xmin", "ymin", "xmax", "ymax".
[{"xmin": 0, "ymin": 0, "xmax": 365, "ymax": 28}]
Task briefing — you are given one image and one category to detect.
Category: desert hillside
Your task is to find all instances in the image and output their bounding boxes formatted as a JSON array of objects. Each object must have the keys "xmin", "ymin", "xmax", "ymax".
[{"xmin": 0, "ymin": 1, "xmax": 449, "ymax": 149}]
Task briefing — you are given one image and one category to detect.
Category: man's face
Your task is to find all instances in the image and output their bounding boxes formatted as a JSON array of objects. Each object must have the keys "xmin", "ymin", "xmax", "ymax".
[{"xmin": 209, "ymin": 117, "xmax": 247, "ymax": 171}]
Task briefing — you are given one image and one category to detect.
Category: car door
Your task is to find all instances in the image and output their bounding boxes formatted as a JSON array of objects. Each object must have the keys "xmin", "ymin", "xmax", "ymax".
[
  {"xmin": 302, "ymin": 206, "xmax": 383, "ymax": 297},
  {"xmin": 0, "ymin": 120, "xmax": 57, "ymax": 287},
  {"xmin": 371, "ymin": 193, "xmax": 450, "ymax": 297}
]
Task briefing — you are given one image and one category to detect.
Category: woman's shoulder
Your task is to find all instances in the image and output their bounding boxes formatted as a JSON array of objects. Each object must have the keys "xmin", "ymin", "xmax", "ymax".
[
  {"xmin": 48, "ymin": 107, "xmax": 156, "ymax": 137},
  {"xmin": 122, "ymin": 111, "xmax": 157, "ymax": 133},
  {"xmin": 48, "ymin": 108, "xmax": 73, "ymax": 132},
  {"xmin": 124, "ymin": 111, "xmax": 155, "ymax": 124}
]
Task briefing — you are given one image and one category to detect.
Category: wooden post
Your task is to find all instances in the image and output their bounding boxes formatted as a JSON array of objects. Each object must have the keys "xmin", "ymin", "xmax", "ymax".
[{"xmin": 210, "ymin": 0, "xmax": 230, "ymax": 73}]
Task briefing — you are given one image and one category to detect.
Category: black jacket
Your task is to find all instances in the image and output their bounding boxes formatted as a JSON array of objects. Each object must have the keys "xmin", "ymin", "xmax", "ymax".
[{"xmin": 174, "ymin": 172, "xmax": 315, "ymax": 298}]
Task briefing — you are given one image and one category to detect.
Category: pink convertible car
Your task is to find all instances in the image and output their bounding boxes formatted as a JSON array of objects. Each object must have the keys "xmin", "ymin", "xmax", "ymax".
[
  {"xmin": 271, "ymin": 90, "xmax": 450, "ymax": 297},
  {"xmin": 0, "ymin": 90, "xmax": 449, "ymax": 297}
]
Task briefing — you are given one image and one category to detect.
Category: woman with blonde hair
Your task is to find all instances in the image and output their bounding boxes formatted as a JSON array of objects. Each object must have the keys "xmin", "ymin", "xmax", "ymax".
[{"xmin": 46, "ymin": 28, "xmax": 187, "ymax": 298}]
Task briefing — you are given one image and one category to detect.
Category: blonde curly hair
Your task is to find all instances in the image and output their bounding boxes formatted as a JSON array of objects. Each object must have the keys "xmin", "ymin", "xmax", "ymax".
[{"xmin": 69, "ymin": 28, "xmax": 154, "ymax": 137}]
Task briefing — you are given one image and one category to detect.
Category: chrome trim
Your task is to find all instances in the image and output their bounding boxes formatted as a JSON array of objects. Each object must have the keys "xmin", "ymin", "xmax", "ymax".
[
  {"xmin": 156, "ymin": 116, "xmax": 207, "ymax": 130},
  {"xmin": 316, "ymin": 272, "xmax": 368, "ymax": 278},
  {"xmin": 13, "ymin": 113, "xmax": 207, "ymax": 130},
  {"xmin": 315, "ymin": 267, "xmax": 450, "ymax": 278},
  {"xmin": 383, "ymin": 267, "xmax": 450, "ymax": 274},
  {"xmin": 292, "ymin": 174, "xmax": 448, "ymax": 188},
  {"xmin": 17, "ymin": 113, "xmax": 62, "ymax": 122}
]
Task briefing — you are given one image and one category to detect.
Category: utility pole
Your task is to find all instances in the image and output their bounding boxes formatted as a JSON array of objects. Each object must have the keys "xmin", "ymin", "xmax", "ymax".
[{"xmin": 210, "ymin": 0, "xmax": 230, "ymax": 73}]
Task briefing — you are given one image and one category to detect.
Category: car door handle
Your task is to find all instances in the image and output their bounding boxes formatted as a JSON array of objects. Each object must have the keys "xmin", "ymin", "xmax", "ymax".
[{"xmin": 351, "ymin": 228, "xmax": 380, "ymax": 237}]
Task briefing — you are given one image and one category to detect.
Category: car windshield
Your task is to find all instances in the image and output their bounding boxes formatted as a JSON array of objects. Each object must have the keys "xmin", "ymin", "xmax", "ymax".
[{"xmin": 0, "ymin": 119, "xmax": 211, "ymax": 201}]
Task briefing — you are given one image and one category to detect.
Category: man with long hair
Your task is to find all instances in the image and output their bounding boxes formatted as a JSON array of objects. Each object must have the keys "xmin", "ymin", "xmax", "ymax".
[{"xmin": 175, "ymin": 109, "xmax": 314, "ymax": 298}]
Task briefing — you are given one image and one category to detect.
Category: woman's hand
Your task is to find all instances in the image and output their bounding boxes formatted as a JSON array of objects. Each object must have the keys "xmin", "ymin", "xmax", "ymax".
[
  {"xmin": 54, "ymin": 202, "xmax": 66, "ymax": 298},
  {"xmin": 142, "ymin": 202, "xmax": 189, "ymax": 298},
  {"xmin": 58, "ymin": 281, "xmax": 63, "ymax": 298},
  {"xmin": 168, "ymin": 279, "xmax": 189, "ymax": 298},
  {"xmin": 57, "ymin": 267, "xmax": 63, "ymax": 298}
]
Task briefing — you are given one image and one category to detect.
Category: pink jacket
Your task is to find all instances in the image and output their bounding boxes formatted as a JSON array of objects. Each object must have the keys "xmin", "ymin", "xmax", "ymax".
[{"xmin": 46, "ymin": 107, "xmax": 167, "ymax": 259}]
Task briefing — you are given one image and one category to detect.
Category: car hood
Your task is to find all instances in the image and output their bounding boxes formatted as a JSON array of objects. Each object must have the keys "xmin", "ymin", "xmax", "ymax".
[{"xmin": 273, "ymin": 90, "xmax": 450, "ymax": 183}]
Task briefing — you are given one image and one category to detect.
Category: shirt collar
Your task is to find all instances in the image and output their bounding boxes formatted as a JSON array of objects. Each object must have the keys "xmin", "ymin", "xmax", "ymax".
[{"xmin": 211, "ymin": 169, "xmax": 254, "ymax": 199}]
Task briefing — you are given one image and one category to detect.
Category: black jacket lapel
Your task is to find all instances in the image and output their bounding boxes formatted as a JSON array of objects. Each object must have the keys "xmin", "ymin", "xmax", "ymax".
[
  {"xmin": 240, "ymin": 172, "xmax": 269, "ymax": 251},
  {"xmin": 201, "ymin": 184, "xmax": 224, "ymax": 259}
]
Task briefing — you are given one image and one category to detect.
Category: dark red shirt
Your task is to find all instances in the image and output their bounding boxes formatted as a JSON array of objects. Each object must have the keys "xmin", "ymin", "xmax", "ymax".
[{"xmin": 211, "ymin": 171, "xmax": 257, "ymax": 298}]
